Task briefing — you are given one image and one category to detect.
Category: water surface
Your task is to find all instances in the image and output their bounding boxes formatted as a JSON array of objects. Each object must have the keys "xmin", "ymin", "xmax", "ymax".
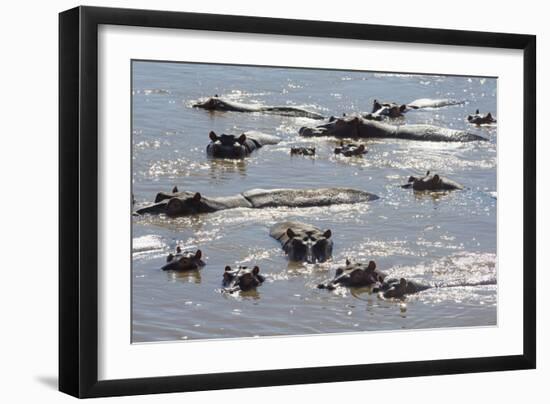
[{"xmin": 132, "ymin": 61, "xmax": 497, "ymax": 342}]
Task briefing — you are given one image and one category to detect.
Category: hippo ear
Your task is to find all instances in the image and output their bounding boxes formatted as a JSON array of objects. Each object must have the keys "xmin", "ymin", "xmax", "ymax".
[
  {"xmin": 342, "ymin": 112, "xmax": 347, "ymax": 117},
  {"xmin": 252, "ymin": 266, "xmax": 260, "ymax": 275},
  {"xmin": 195, "ymin": 250, "xmax": 202, "ymax": 259},
  {"xmin": 399, "ymin": 104, "xmax": 407, "ymax": 112},
  {"xmin": 323, "ymin": 229, "xmax": 332, "ymax": 239},
  {"xmin": 176, "ymin": 246, "xmax": 182, "ymax": 254},
  {"xmin": 166, "ymin": 253, "xmax": 174, "ymax": 262},
  {"xmin": 224, "ymin": 265, "xmax": 232, "ymax": 272},
  {"xmin": 345, "ymin": 258, "xmax": 351, "ymax": 266},
  {"xmin": 209, "ymin": 131, "xmax": 218, "ymax": 142},
  {"xmin": 408, "ymin": 176, "xmax": 416, "ymax": 183},
  {"xmin": 487, "ymin": 112, "xmax": 493, "ymax": 119},
  {"xmin": 214, "ymin": 94, "xmax": 219, "ymax": 98},
  {"xmin": 475, "ymin": 109, "xmax": 479, "ymax": 114},
  {"xmin": 367, "ymin": 260, "xmax": 376, "ymax": 271},
  {"xmin": 172, "ymin": 186, "xmax": 178, "ymax": 193},
  {"xmin": 238, "ymin": 134, "xmax": 247, "ymax": 145},
  {"xmin": 286, "ymin": 228, "xmax": 296, "ymax": 238},
  {"xmin": 193, "ymin": 192, "xmax": 202, "ymax": 202},
  {"xmin": 329, "ymin": 116, "xmax": 336, "ymax": 122},
  {"xmin": 426, "ymin": 170, "xmax": 430, "ymax": 176}
]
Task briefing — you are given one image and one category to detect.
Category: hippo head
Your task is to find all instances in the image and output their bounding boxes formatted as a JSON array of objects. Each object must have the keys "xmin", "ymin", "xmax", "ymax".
[
  {"xmin": 208, "ymin": 131, "xmax": 249, "ymax": 158},
  {"xmin": 299, "ymin": 115, "xmax": 361, "ymax": 137},
  {"xmin": 403, "ymin": 171, "xmax": 443, "ymax": 191},
  {"xmin": 193, "ymin": 96, "xmax": 223, "ymax": 110},
  {"xmin": 284, "ymin": 228, "xmax": 333, "ymax": 263},
  {"xmin": 222, "ymin": 265, "xmax": 264, "ymax": 292},
  {"xmin": 165, "ymin": 192, "xmax": 210, "ymax": 216},
  {"xmin": 162, "ymin": 249, "xmax": 205, "ymax": 271},
  {"xmin": 382, "ymin": 278, "xmax": 408, "ymax": 299},
  {"xmin": 318, "ymin": 260, "xmax": 384, "ymax": 290}
]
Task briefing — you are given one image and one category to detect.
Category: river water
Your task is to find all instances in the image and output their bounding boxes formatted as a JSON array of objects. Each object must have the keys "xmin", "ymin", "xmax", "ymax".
[{"xmin": 131, "ymin": 61, "xmax": 497, "ymax": 342}]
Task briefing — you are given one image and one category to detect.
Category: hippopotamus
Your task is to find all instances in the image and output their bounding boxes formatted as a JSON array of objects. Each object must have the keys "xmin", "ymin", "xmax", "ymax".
[
  {"xmin": 290, "ymin": 146, "xmax": 316, "ymax": 156},
  {"xmin": 161, "ymin": 248, "xmax": 205, "ymax": 271},
  {"xmin": 401, "ymin": 171, "xmax": 464, "ymax": 191},
  {"xmin": 299, "ymin": 115, "xmax": 487, "ymax": 142},
  {"xmin": 135, "ymin": 187, "xmax": 379, "ymax": 217},
  {"xmin": 193, "ymin": 96, "xmax": 325, "ymax": 119},
  {"xmin": 270, "ymin": 221, "xmax": 333, "ymax": 263},
  {"xmin": 374, "ymin": 278, "xmax": 430, "ymax": 299},
  {"xmin": 206, "ymin": 131, "xmax": 280, "ymax": 159},
  {"xmin": 317, "ymin": 260, "xmax": 387, "ymax": 290},
  {"xmin": 334, "ymin": 141, "xmax": 367, "ymax": 157},
  {"xmin": 467, "ymin": 109, "xmax": 497, "ymax": 125},
  {"xmin": 222, "ymin": 265, "xmax": 265, "ymax": 293}
]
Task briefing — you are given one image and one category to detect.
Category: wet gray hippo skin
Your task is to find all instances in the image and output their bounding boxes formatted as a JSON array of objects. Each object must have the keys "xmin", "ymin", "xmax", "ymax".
[
  {"xmin": 193, "ymin": 96, "xmax": 325, "ymax": 120},
  {"xmin": 222, "ymin": 265, "xmax": 265, "ymax": 293},
  {"xmin": 407, "ymin": 98, "xmax": 465, "ymax": 109},
  {"xmin": 401, "ymin": 171, "xmax": 464, "ymax": 191},
  {"xmin": 162, "ymin": 248, "xmax": 205, "ymax": 271},
  {"xmin": 374, "ymin": 278, "xmax": 430, "ymax": 299},
  {"xmin": 467, "ymin": 109, "xmax": 497, "ymax": 125},
  {"xmin": 334, "ymin": 142, "xmax": 367, "ymax": 157},
  {"xmin": 299, "ymin": 115, "xmax": 488, "ymax": 142},
  {"xmin": 207, "ymin": 131, "xmax": 280, "ymax": 159},
  {"xmin": 317, "ymin": 260, "xmax": 387, "ymax": 290},
  {"xmin": 270, "ymin": 221, "xmax": 333, "ymax": 263},
  {"xmin": 135, "ymin": 187, "xmax": 379, "ymax": 217}
]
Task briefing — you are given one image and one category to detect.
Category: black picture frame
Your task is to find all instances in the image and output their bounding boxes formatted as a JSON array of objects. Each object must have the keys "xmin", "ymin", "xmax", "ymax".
[{"xmin": 59, "ymin": 5, "xmax": 536, "ymax": 398}]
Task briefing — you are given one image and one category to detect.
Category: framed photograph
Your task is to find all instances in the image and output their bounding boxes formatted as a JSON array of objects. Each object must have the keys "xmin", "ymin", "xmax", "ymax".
[{"xmin": 59, "ymin": 6, "xmax": 536, "ymax": 398}]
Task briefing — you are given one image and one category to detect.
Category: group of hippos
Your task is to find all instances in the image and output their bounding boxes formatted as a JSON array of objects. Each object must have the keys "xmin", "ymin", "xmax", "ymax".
[{"xmin": 135, "ymin": 94, "xmax": 495, "ymax": 299}]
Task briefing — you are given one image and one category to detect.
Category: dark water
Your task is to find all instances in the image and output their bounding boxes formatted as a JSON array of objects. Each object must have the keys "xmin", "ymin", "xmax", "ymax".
[{"xmin": 131, "ymin": 61, "xmax": 497, "ymax": 342}]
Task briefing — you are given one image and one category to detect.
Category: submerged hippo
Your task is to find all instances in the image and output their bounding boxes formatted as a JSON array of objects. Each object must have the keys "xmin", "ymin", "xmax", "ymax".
[
  {"xmin": 401, "ymin": 171, "xmax": 464, "ymax": 191},
  {"xmin": 407, "ymin": 98, "xmax": 464, "ymax": 109},
  {"xmin": 299, "ymin": 115, "xmax": 487, "ymax": 142},
  {"xmin": 193, "ymin": 96, "xmax": 324, "ymax": 119},
  {"xmin": 270, "ymin": 221, "xmax": 333, "ymax": 263},
  {"xmin": 291, "ymin": 146, "xmax": 316, "ymax": 156},
  {"xmin": 374, "ymin": 278, "xmax": 430, "ymax": 299},
  {"xmin": 207, "ymin": 131, "xmax": 280, "ymax": 159},
  {"xmin": 467, "ymin": 109, "xmax": 497, "ymax": 125},
  {"xmin": 222, "ymin": 265, "xmax": 265, "ymax": 293},
  {"xmin": 317, "ymin": 260, "xmax": 387, "ymax": 290},
  {"xmin": 135, "ymin": 187, "xmax": 379, "ymax": 217},
  {"xmin": 161, "ymin": 248, "xmax": 205, "ymax": 271},
  {"xmin": 334, "ymin": 141, "xmax": 367, "ymax": 157}
]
